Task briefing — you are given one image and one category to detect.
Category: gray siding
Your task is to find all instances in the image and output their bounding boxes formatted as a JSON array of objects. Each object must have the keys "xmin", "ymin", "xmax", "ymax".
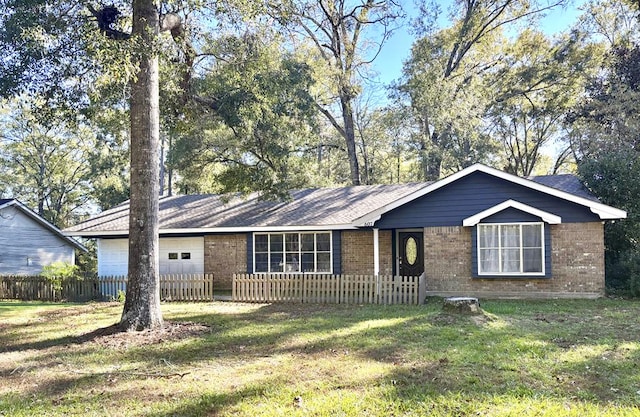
[
  {"xmin": 0, "ymin": 207, "xmax": 75, "ymax": 275},
  {"xmin": 375, "ymin": 172, "xmax": 600, "ymax": 229}
]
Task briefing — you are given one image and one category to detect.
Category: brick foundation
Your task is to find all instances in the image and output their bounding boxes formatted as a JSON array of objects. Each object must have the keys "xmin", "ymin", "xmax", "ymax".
[
  {"xmin": 341, "ymin": 230, "xmax": 393, "ymax": 275},
  {"xmin": 424, "ymin": 222, "xmax": 605, "ymax": 298},
  {"xmin": 204, "ymin": 234, "xmax": 247, "ymax": 290}
]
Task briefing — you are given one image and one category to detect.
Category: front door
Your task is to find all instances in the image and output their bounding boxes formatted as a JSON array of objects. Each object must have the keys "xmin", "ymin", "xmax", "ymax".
[{"xmin": 398, "ymin": 231, "xmax": 424, "ymax": 277}]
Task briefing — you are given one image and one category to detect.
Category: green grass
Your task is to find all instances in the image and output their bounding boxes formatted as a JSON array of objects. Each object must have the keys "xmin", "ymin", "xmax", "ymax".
[{"xmin": 1, "ymin": 299, "xmax": 639, "ymax": 416}]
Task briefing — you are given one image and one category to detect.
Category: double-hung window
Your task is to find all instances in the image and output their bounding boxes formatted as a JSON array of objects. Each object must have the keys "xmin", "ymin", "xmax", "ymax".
[
  {"xmin": 477, "ymin": 223, "xmax": 544, "ymax": 275},
  {"xmin": 254, "ymin": 232, "xmax": 332, "ymax": 273}
]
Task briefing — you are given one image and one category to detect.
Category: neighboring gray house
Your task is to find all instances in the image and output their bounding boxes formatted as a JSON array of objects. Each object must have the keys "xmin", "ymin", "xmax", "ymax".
[
  {"xmin": 66, "ymin": 164, "xmax": 627, "ymax": 298},
  {"xmin": 0, "ymin": 199, "xmax": 86, "ymax": 275}
]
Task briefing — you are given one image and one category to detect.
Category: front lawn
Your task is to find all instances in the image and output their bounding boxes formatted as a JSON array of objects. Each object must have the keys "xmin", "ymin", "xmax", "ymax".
[{"xmin": 0, "ymin": 299, "xmax": 639, "ymax": 416}]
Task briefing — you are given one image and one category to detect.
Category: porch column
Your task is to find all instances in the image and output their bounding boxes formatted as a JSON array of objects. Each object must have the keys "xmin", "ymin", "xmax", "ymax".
[{"xmin": 373, "ymin": 228, "xmax": 380, "ymax": 276}]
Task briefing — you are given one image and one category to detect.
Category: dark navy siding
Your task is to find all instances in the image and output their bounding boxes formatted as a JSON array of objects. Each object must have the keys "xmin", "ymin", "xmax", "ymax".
[
  {"xmin": 470, "ymin": 224, "xmax": 552, "ymax": 279},
  {"xmin": 375, "ymin": 172, "xmax": 600, "ymax": 229},
  {"xmin": 483, "ymin": 208, "xmax": 542, "ymax": 223},
  {"xmin": 332, "ymin": 231, "xmax": 342, "ymax": 274},
  {"xmin": 246, "ymin": 233, "xmax": 253, "ymax": 274}
]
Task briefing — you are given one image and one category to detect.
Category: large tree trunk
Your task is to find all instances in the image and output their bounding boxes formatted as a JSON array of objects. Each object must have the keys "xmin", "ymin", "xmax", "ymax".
[
  {"xmin": 121, "ymin": 0, "xmax": 163, "ymax": 331},
  {"xmin": 341, "ymin": 97, "xmax": 361, "ymax": 185},
  {"xmin": 419, "ymin": 131, "xmax": 443, "ymax": 181}
]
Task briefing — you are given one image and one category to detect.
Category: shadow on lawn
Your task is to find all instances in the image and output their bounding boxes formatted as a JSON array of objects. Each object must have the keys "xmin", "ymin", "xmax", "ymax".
[
  {"xmin": 4, "ymin": 300, "xmax": 640, "ymax": 413},
  {"xmin": 143, "ymin": 381, "xmax": 280, "ymax": 417},
  {"xmin": 0, "ymin": 302, "xmax": 121, "ymax": 353}
]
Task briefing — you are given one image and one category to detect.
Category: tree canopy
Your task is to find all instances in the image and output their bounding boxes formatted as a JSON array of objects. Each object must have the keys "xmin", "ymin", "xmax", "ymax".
[{"xmin": 1, "ymin": 0, "xmax": 640, "ymax": 297}]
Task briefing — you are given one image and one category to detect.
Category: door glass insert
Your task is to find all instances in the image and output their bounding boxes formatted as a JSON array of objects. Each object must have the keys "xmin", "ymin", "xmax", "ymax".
[{"xmin": 405, "ymin": 237, "xmax": 418, "ymax": 266}]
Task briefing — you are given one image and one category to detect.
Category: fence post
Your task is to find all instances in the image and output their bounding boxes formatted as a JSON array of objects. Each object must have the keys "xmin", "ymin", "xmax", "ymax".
[{"xmin": 418, "ymin": 272, "xmax": 426, "ymax": 305}]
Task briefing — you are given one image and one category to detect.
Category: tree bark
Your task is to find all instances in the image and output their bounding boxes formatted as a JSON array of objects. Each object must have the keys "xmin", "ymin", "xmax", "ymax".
[
  {"xmin": 341, "ymin": 97, "xmax": 361, "ymax": 185},
  {"xmin": 419, "ymin": 131, "xmax": 443, "ymax": 181},
  {"xmin": 120, "ymin": 0, "xmax": 163, "ymax": 331}
]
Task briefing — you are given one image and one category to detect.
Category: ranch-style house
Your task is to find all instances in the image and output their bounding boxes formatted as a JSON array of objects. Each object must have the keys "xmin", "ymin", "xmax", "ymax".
[{"xmin": 64, "ymin": 164, "xmax": 627, "ymax": 299}]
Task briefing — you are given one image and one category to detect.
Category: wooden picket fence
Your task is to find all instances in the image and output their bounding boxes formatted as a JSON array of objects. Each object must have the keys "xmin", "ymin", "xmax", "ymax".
[
  {"xmin": 1, "ymin": 274, "xmax": 215, "ymax": 302},
  {"xmin": 99, "ymin": 274, "xmax": 215, "ymax": 302},
  {"xmin": 0, "ymin": 275, "xmax": 100, "ymax": 302},
  {"xmin": 232, "ymin": 274, "xmax": 426, "ymax": 305}
]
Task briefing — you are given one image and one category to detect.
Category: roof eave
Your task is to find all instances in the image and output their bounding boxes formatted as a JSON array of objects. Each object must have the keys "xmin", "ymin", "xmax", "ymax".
[{"xmin": 65, "ymin": 223, "xmax": 358, "ymax": 238}]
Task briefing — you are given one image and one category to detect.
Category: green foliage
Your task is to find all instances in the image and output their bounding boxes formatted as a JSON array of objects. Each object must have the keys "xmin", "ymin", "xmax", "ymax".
[
  {"xmin": 487, "ymin": 30, "xmax": 599, "ymax": 175},
  {"xmin": 579, "ymin": 152, "xmax": 640, "ymax": 293},
  {"xmin": 0, "ymin": 97, "xmax": 98, "ymax": 227},
  {"xmin": 169, "ymin": 32, "xmax": 320, "ymax": 198},
  {"xmin": 0, "ymin": 0, "xmax": 133, "ymax": 120},
  {"xmin": 75, "ymin": 240, "xmax": 97, "ymax": 277},
  {"xmin": 571, "ymin": 41, "xmax": 640, "ymax": 293},
  {"xmin": 606, "ymin": 251, "xmax": 640, "ymax": 296},
  {"xmin": 41, "ymin": 261, "xmax": 80, "ymax": 292}
]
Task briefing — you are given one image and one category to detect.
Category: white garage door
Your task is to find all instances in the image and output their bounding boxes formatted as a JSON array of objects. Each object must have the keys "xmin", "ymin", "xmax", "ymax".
[
  {"xmin": 97, "ymin": 237, "xmax": 204, "ymax": 276},
  {"xmin": 159, "ymin": 237, "xmax": 204, "ymax": 274}
]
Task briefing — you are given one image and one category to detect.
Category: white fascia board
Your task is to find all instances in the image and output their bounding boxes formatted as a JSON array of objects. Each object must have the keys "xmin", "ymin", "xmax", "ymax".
[
  {"xmin": 476, "ymin": 165, "xmax": 627, "ymax": 220},
  {"xmin": 462, "ymin": 200, "xmax": 562, "ymax": 226},
  {"xmin": 352, "ymin": 166, "xmax": 478, "ymax": 227},
  {"xmin": 65, "ymin": 224, "xmax": 356, "ymax": 237},
  {"xmin": 353, "ymin": 163, "xmax": 627, "ymax": 226}
]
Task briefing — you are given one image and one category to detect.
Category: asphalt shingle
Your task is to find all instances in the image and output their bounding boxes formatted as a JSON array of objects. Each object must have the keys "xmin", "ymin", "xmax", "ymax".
[
  {"xmin": 65, "ymin": 182, "xmax": 430, "ymax": 233},
  {"xmin": 65, "ymin": 171, "xmax": 599, "ymax": 235}
]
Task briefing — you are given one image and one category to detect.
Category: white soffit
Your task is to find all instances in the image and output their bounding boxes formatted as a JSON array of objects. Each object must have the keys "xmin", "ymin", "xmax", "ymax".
[{"xmin": 462, "ymin": 200, "xmax": 562, "ymax": 226}]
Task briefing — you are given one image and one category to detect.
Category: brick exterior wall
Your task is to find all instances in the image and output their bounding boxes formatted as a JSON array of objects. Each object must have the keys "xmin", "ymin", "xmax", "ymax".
[
  {"xmin": 341, "ymin": 230, "xmax": 393, "ymax": 275},
  {"xmin": 424, "ymin": 222, "xmax": 605, "ymax": 298},
  {"xmin": 201, "ymin": 223, "xmax": 604, "ymax": 297},
  {"xmin": 204, "ymin": 234, "xmax": 247, "ymax": 290}
]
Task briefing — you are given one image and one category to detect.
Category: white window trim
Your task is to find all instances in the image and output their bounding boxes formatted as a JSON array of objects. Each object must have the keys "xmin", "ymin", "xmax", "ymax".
[
  {"xmin": 253, "ymin": 231, "xmax": 333, "ymax": 274},
  {"xmin": 463, "ymin": 200, "xmax": 561, "ymax": 226},
  {"xmin": 477, "ymin": 222, "xmax": 546, "ymax": 276}
]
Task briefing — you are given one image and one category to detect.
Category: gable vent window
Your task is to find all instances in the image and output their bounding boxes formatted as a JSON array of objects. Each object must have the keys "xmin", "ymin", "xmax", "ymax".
[
  {"xmin": 254, "ymin": 232, "xmax": 332, "ymax": 274},
  {"xmin": 478, "ymin": 223, "xmax": 544, "ymax": 275}
]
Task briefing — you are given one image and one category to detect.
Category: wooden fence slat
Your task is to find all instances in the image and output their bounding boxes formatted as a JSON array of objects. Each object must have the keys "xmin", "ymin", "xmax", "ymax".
[{"xmin": 230, "ymin": 274, "xmax": 424, "ymax": 305}]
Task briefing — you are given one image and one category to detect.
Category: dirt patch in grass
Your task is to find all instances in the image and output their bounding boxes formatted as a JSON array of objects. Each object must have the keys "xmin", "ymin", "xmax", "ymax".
[
  {"xmin": 75, "ymin": 321, "xmax": 211, "ymax": 350},
  {"xmin": 429, "ymin": 311, "xmax": 496, "ymax": 327}
]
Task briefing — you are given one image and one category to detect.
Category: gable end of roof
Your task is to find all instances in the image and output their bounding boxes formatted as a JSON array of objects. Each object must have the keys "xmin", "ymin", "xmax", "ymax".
[
  {"xmin": 1, "ymin": 199, "xmax": 87, "ymax": 252},
  {"xmin": 353, "ymin": 164, "xmax": 626, "ymax": 227},
  {"xmin": 462, "ymin": 200, "xmax": 562, "ymax": 226}
]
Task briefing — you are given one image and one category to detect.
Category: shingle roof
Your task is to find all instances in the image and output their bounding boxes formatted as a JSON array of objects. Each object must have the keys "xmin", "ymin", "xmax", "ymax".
[
  {"xmin": 65, "ymin": 182, "xmax": 431, "ymax": 234},
  {"xmin": 64, "ymin": 166, "xmax": 611, "ymax": 237},
  {"xmin": 528, "ymin": 174, "xmax": 600, "ymax": 202}
]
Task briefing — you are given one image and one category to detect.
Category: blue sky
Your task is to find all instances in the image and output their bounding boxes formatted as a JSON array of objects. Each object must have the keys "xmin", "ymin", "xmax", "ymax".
[{"xmin": 372, "ymin": 0, "xmax": 587, "ymax": 85}]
